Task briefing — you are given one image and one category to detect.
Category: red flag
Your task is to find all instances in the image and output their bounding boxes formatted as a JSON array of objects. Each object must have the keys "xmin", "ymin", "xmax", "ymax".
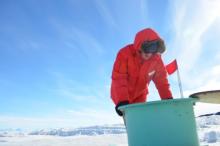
[{"xmin": 166, "ymin": 59, "xmax": 178, "ymax": 75}]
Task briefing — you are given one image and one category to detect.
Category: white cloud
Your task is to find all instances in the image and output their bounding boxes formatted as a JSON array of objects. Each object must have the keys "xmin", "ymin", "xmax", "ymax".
[
  {"xmin": 182, "ymin": 64, "xmax": 220, "ymax": 116},
  {"xmin": 16, "ymin": 39, "xmax": 43, "ymax": 53},
  {"xmin": 140, "ymin": 0, "xmax": 149, "ymax": 25},
  {"xmin": 0, "ymin": 116, "xmax": 72, "ymax": 130},
  {"xmin": 49, "ymin": 71, "xmax": 101, "ymax": 102},
  {"xmin": 56, "ymin": 83, "xmax": 107, "ymax": 104},
  {"xmin": 68, "ymin": 27, "xmax": 104, "ymax": 57},
  {"xmin": 67, "ymin": 108, "xmax": 122, "ymax": 125},
  {"xmin": 0, "ymin": 107, "xmax": 122, "ymax": 129},
  {"xmin": 194, "ymin": 102, "xmax": 220, "ymax": 116},
  {"xmin": 166, "ymin": 0, "xmax": 220, "ymax": 114},
  {"xmin": 183, "ymin": 64, "xmax": 220, "ymax": 96},
  {"xmin": 216, "ymin": 52, "xmax": 220, "ymax": 60},
  {"xmin": 94, "ymin": 0, "xmax": 118, "ymax": 28},
  {"xmin": 50, "ymin": 21, "xmax": 104, "ymax": 59},
  {"xmin": 170, "ymin": 0, "xmax": 220, "ymax": 76},
  {"xmin": 168, "ymin": 0, "xmax": 220, "ymax": 91}
]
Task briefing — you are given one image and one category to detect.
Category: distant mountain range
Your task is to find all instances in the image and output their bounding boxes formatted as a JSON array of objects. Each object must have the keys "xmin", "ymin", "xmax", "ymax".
[
  {"xmin": 198, "ymin": 112, "xmax": 220, "ymax": 117},
  {"xmin": 29, "ymin": 124, "xmax": 126, "ymax": 136},
  {"xmin": 28, "ymin": 112, "xmax": 220, "ymax": 137}
]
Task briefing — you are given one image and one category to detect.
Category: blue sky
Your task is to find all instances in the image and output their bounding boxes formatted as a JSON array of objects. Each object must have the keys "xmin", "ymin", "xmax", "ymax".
[{"xmin": 1, "ymin": 0, "xmax": 220, "ymax": 129}]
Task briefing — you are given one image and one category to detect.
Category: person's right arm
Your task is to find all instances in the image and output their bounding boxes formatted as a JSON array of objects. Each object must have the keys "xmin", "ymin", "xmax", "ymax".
[{"xmin": 111, "ymin": 49, "xmax": 129, "ymax": 105}]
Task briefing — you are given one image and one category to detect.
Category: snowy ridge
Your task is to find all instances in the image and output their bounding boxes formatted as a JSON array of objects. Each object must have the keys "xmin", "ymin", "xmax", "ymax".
[
  {"xmin": 29, "ymin": 124, "xmax": 126, "ymax": 136},
  {"xmin": 197, "ymin": 115, "xmax": 220, "ymax": 128},
  {"xmin": 0, "ymin": 129, "xmax": 25, "ymax": 137}
]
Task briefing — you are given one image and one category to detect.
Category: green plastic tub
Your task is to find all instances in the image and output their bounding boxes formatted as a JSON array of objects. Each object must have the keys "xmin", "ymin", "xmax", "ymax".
[{"xmin": 119, "ymin": 98, "xmax": 199, "ymax": 146}]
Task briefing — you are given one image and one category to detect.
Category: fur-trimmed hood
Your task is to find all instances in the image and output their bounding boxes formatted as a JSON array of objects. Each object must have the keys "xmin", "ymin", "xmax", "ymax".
[{"xmin": 133, "ymin": 28, "xmax": 166, "ymax": 53}]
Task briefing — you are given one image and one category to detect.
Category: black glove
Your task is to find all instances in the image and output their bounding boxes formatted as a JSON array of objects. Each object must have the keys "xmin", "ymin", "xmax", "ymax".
[
  {"xmin": 115, "ymin": 101, "xmax": 129, "ymax": 116},
  {"xmin": 162, "ymin": 97, "xmax": 173, "ymax": 100}
]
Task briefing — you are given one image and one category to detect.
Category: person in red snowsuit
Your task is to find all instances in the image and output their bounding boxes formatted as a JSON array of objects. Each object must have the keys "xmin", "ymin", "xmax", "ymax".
[{"xmin": 111, "ymin": 28, "xmax": 173, "ymax": 116}]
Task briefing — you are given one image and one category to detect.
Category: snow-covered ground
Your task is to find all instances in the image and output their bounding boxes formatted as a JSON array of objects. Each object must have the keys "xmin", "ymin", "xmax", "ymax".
[
  {"xmin": 0, "ymin": 134, "xmax": 128, "ymax": 146},
  {"xmin": 197, "ymin": 115, "xmax": 220, "ymax": 146},
  {"xmin": 0, "ymin": 114, "xmax": 220, "ymax": 146}
]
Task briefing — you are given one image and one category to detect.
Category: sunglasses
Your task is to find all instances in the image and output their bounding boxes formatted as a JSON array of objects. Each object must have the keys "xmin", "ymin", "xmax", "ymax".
[{"xmin": 141, "ymin": 40, "xmax": 159, "ymax": 54}]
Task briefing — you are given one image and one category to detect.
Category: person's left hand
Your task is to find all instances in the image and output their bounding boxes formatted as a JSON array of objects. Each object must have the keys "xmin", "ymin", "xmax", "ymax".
[
  {"xmin": 162, "ymin": 97, "xmax": 173, "ymax": 100},
  {"xmin": 115, "ymin": 101, "xmax": 129, "ymax": 116}
]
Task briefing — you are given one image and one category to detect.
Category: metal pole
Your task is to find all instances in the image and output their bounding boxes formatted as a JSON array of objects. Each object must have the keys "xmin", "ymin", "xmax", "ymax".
[{"xmin": 176, "ymin": 67, "xmax": 184, "ymax": 98}]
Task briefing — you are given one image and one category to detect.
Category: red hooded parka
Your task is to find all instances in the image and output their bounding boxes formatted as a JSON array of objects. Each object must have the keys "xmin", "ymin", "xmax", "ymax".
[{"xmin": 111, "ymin": 28, "xmax": 172, "ymax": 105}]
